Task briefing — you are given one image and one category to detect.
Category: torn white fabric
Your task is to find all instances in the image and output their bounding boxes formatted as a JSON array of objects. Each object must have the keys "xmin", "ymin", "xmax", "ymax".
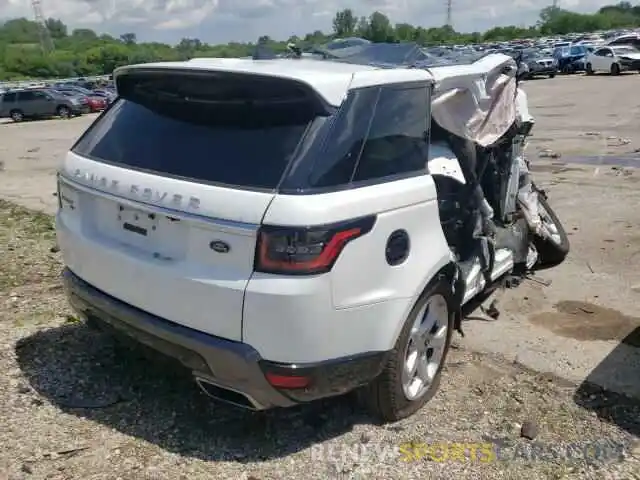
[{"xmin": 429, "ymin": 53, "xmax": 518, "ymax": 147}]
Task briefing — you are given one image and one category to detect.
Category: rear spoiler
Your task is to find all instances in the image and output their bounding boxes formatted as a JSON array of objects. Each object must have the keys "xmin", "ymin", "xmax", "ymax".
[{"xmin": 112, "ymin": 66, "xmax": 336, "ymax": 117}]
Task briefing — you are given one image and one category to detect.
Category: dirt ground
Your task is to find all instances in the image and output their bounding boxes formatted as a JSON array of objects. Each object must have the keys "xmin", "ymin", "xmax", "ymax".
[
  {"xmin": 523, "ymin": 74, "xmax": 640, "ymax": 158},
  {"xmin": 0, "ymin": 201, "xmax": 638, "ymax": 479},
  {"xmin": 458, "ymin": 74, "xmax": 640, "ymax": 400},
  {"xmin": 0, "ymin": 73, "xmax": 640, "ymax": 479}
]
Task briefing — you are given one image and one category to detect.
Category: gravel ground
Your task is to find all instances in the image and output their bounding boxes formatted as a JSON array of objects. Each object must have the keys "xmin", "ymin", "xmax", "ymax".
[
  {"xmin": 0, "ymin": 200, "xmax": 639, "ymax": 479},
  {"xmin": 1, "ymin": 73, "xmax": 640, "ymax": 479}
]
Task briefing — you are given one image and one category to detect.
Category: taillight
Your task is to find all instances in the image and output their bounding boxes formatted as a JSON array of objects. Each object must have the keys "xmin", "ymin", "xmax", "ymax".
[{"xmin": 255, "ymin": 216, "xmax": 376, "ymax": 275}]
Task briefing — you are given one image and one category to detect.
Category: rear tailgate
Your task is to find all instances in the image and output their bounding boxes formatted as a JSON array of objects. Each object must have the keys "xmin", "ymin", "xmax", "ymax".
[
  {"xmin": 58, "ymin": 155, "xmax": 273, "ymax": 341},
  {"xmin": 57, "ymin": 67, "xmax": 327, "ymax": 341}
]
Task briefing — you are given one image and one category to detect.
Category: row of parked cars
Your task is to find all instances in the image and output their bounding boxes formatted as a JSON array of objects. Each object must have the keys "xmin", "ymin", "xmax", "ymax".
[
  {"xmin": 506, "ymin": 33, "xmax": 640, "ymax": 79},
  {"xmin": 0, "ymin": 82, "xmax": 116, "ymax": 122},
  {"xmin": 419, "ymin": 31, "xmax": 640, "ymax": 79}
]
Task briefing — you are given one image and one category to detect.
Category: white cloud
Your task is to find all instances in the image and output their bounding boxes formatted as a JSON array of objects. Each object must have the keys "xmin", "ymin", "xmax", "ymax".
[
  {"xmin": 0, "ymin": 0, "xmax": 616, "ymax": 44},
  {"xmin": 153, "ymin": 2, "xmax": 217, "ymax": 30}
]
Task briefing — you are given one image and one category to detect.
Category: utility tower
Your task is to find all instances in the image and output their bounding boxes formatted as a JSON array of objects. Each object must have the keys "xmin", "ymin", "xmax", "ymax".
[
  {"xmin": 445, "ymin": 0, "xmax": 453, "ymax": 28},
  {"xmin": 31, "ymin": 0, "xmax": 54, "ymax": 54}
]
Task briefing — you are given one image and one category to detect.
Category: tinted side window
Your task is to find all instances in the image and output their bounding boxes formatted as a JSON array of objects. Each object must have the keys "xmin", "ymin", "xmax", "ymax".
[
  {"xmin": 19, "ymin": 91, "xmax": 36, "ymax": 101},
  {"xmin": 352, "ymin": 85, "xmax": 429, "ymax": 182},
  {"xmin": 305, "ymin": 88, "xmax": 378, "ymax": 188},
  {"xmin": 2, "ymin": 92, "xmax": 16, "ymax": 102},
  {"xmin": 280, "ymin": 83, "xmax": 430, "ymax": 192}
]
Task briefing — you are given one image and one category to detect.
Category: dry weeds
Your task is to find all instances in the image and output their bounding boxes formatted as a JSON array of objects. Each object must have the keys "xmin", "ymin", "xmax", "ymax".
[{"xmin": 0, "ymin": 200, "xmax": 638, "ymax": 480}]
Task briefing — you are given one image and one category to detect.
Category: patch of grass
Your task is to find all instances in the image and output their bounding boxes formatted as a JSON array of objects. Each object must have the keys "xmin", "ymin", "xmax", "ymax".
[
  {"xmin": 0, "ymin": 199, "xmax": 56, "ymax": 238},
  {"xmin": 0, "ymin": 200, "xmax": 60, "ymax": 292}
]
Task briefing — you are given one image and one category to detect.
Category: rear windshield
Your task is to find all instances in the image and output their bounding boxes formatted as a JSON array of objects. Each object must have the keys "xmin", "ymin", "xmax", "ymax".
[{"xmin": 72, "ymin": 70, "xmax": 329, "ymax": 190}]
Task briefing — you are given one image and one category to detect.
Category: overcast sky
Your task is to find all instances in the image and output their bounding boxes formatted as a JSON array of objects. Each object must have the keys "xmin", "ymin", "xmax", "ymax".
[{"xmin": 1, "ymin": 0, "xmax": 613, "ymax": 44}]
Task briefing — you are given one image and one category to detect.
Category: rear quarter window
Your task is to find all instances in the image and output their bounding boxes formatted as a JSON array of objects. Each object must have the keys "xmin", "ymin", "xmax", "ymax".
[
  {"xmin": 280, "ymin": 83, "xmax": 430, "ymax": 191},
  {"xmin": 72, "ymin": 71, "xmax": 329, "ymax": 191}
]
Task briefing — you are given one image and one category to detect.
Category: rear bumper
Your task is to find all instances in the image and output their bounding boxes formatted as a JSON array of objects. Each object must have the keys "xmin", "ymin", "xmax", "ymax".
[
  {"xmin": 62, "ymin": 268, "xmax": 388, "ymax": 409},
  {"xmin": 530, "ymin": 66, "xmax": 557, "ymax": 75}
]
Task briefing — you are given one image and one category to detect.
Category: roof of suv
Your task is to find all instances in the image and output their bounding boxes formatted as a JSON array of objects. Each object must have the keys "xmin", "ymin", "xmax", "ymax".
[{"xmin": 114, "ymin": 58, "xmax": 435, "ymax": 106}]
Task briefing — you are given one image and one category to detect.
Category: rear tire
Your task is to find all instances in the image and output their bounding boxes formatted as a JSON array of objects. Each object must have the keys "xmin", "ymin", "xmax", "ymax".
[
  {"xmin": 611, "ymin": 63, "xmax": 621, "ymax": 76},
  {"xmin": 586, "ymin": 63, "xmax": 594, "ymax": 75},
  {"xmin": 57, "ymin": 105, "xmax": 71, "ymax": 119},
  {"xmin": 533, "ymin": 193, "xmax": 570, "ymax": 267},
  {"xmin": 549, "ymin": 73, "xmax": 556, "ymax": 78},
  {"xmin": 10, "ymin": 109, "xmax": 23, "ymax": 122},
  {"xmin": 358, "ymin": 279, "xmax": 454, "ymax": 423}
]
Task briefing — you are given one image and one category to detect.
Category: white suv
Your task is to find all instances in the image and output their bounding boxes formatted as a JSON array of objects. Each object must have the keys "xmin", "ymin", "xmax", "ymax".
[{"xmin": 56, "ymin": 58, "xmax": 457, "ymax": 422}]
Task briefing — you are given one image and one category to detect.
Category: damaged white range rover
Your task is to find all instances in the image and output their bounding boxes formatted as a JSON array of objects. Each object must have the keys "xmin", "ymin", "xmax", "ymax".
[{"xmin": 56, "ymin": 44, "xmax": 569, "ymax": 422}]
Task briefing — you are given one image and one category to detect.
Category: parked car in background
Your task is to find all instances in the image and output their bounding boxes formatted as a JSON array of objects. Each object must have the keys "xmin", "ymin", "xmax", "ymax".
[
  {"xmin": 55, "ymin": 89, "xmax": 107, "ymax": 112},
  {"xmin": 54, "ymin": 86, "xmax": 108, "ymax": 112},
  {"xmin": 0, "ymin": 88, "xmax": 88, "ymax": 121},
  {"xmin": 553, "ymin": 44, "xmax": 594, "ymax": 73},
  {"xmin": 54, "ymin": 84, "xmax": 95, "ymax": 97},
  {"xmin": 585, "ymin": 45, "xmax": 640, "ymax": 75},
  {"xmin": 607, "ymin": 34, "xmax": 640, "ymax": 49},
  {"xmin": 91, "ymin": 89, "xmax": 117, "ymax": 104},
  {"xmin": 87, "ymin": 95, "xmax": 107, "ymax": 112},
  {"xmin": 522, "ymin": 50, "xmax": 558, "ymax": 78}
]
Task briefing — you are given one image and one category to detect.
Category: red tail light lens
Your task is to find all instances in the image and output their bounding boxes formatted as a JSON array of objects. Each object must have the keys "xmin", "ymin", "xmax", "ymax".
[
  {"xmin": 255, "ymin": 216, "xmax": 376, "ymax": 275},
  {"xmin": 265, "ymin": 372, "xmax": 310, "ymax": 389}
]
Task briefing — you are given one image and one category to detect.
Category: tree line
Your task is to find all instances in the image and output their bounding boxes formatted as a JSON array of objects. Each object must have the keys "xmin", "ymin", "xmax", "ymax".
[{"xmin": 1, "ymin": 2, "xmax": 640, "ymax": 81}]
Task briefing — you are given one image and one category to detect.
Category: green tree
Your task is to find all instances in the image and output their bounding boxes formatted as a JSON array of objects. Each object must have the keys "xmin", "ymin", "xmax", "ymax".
[
  {"xmin": 367, "ymin": 11, "xmax": 393, "ymax": 42},
  {"xmin": 332, "ymin": 9, "xmax": 357, "ymax": 37},
  {"xmin": 45, "ymin": 18, "xmax": 67, "ymax": 39},
  {"xmin": 355, "ymin": 16, "xmax": 370, "ymax": 38},
  {"xmin": 3, "ymin": 3, "xmax": 640, "ymax": 82},
  {"xmin": 395, "ymin": 23, "xmax": 416, "ymax": 42},
  {"xmin": 84, "ymin": 44, "xmax": 130, "ymax": 74},
  {"xmin": 120, "ymin": 33, "xmax": 136, "ymax": 45}
]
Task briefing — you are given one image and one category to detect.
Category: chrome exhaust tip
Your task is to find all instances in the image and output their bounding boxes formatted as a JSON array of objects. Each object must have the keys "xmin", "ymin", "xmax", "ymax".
[{"xmin": 194, "ymin": 377, "xmax": 262, "ymax": 411}]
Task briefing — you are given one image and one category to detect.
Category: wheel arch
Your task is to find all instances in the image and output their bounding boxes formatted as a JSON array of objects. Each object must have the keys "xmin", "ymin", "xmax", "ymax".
[{"xmin": 387, "ymin": 254, "xmax": 459, "ymax": 351}]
